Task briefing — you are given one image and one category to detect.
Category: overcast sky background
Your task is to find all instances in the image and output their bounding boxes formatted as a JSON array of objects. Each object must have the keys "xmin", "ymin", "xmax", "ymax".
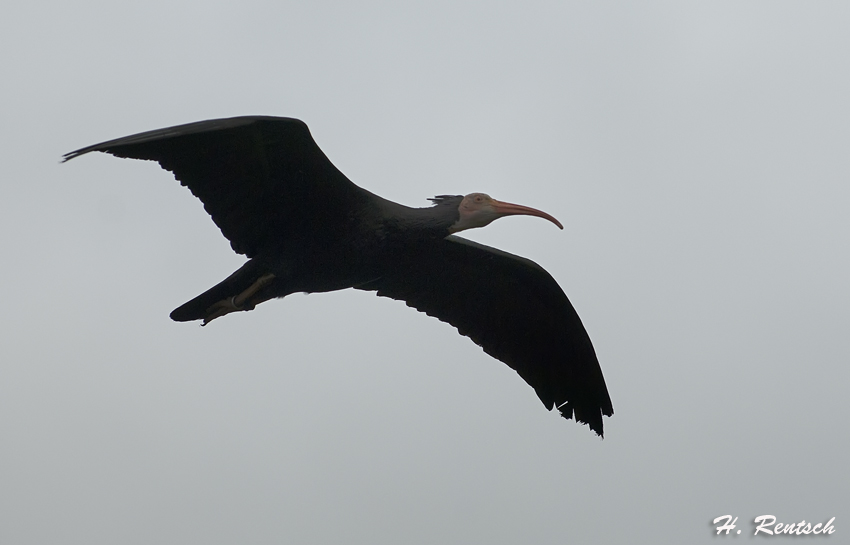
[{"xmin": 1, "ymin": 2, "xmax": 848, "ymax": 543}]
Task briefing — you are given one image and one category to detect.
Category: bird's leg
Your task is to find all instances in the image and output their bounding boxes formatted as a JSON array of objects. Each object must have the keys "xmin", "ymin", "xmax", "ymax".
[
  {"xmin": 233, "ymin": 273, "xmax": 276, "ymax": 308},
  {"xmin": 202, "ymin": 273, "xmax": 276, "ymax": 325}
]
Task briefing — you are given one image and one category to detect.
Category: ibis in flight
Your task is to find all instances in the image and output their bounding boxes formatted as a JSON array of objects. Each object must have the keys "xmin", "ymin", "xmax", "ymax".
[{"xmin": 64, "ymin": 116, "xmax": 613, "ymax": 435}]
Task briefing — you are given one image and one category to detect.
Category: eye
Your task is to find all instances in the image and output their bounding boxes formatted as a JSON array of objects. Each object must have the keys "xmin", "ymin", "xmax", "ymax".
[{"xmin": 474, "ymin": 195, "xmax": 483, "ymax": 203}]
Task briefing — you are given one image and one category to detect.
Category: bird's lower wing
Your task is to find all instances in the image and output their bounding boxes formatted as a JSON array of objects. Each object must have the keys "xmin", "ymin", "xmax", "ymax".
[{"xmin": 356, "ymin": 236, "xmax": 613, "ymax": 436}]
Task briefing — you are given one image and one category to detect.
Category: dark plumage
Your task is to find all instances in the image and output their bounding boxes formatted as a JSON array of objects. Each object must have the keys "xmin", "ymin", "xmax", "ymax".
[{"xmin": 64, "ymin": 116, "xmax": 613, "ymax": 435}]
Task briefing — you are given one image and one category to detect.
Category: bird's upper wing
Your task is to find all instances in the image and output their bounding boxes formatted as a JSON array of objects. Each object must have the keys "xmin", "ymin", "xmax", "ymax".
[
  {"xmin": 356, "ymin": 235, "xmax": 613, "ymax": 436},
  {"xmin": 63, "ymin": 116, "xmax": 372, "ymax": 257}
]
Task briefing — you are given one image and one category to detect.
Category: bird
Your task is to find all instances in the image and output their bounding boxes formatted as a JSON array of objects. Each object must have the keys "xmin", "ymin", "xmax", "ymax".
[{"xmin": 63, "ymin": 116, "xmax": 613, "ymax": 435}]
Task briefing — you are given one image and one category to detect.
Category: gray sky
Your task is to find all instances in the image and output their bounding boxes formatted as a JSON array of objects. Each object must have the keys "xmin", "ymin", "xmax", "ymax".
[{"xmin": 2, "ymin": 1, "xmax": 848, "ymax": 543}]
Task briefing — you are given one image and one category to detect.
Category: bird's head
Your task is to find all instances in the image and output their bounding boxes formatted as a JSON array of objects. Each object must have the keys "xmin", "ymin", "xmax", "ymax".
[{"xmin": 447, "ymin": 192, "xmax": 564, "ymax": 233}]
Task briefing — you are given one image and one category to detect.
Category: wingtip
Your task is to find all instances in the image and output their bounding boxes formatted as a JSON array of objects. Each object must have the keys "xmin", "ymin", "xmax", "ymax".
[
  {"xmin": 61, "ymin": 148, "xmax": 89, "ymax": 163},
  {"xmin": 557, "ymin": 401, "xmax": 608, "ymax": 438}
]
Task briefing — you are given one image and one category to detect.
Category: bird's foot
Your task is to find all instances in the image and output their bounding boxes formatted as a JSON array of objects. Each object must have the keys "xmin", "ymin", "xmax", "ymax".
[
  {"xmin": 202, "ymin": 297, "xmax": 249, "ymax": 325},
  {"xmin": 201, "ymin": 273, "xmax": 276, "ymax": 325}
]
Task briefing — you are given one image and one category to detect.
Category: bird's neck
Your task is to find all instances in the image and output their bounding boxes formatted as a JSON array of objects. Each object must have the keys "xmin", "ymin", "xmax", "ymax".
[{"xmin": 375, "ymin": 197, "xmax": 462, "ymax": 241}]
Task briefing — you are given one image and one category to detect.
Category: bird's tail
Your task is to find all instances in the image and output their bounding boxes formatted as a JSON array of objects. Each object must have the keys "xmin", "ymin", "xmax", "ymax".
[{"xmin": 170, "ymin": 260, "xmax": 277, "ymax": 324}]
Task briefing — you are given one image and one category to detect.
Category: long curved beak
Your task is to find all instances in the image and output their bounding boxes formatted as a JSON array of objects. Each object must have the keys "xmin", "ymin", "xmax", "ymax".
[{"xmin": 490, "ymin": 199, "xmax": 564, "ymax": 230}]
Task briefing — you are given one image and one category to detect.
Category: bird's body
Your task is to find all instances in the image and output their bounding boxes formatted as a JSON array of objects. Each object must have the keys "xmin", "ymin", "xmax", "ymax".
[{"xmin": 64, "ymin": 116, "xmax": 613, "ymax": 435}]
